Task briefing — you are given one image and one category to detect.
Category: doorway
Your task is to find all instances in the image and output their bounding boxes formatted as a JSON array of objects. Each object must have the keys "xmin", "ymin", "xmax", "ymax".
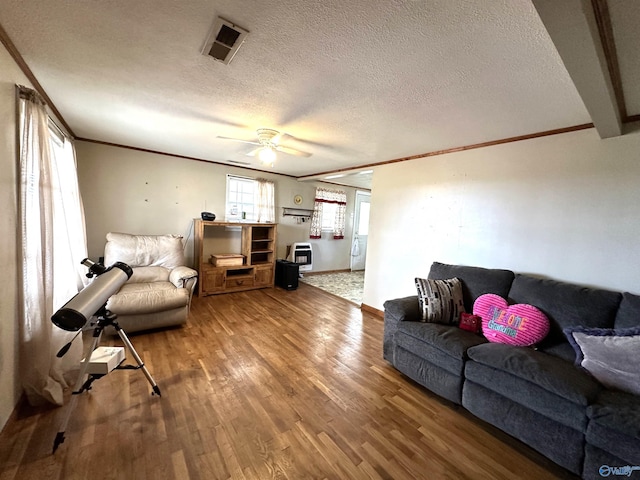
[
  {"xmin": 350, "ymin": 190, "xmax": 370, "ymax": 271},
  {"xmin": 300, "ymin": 190, "xmax": 369, "ymax": 305}
]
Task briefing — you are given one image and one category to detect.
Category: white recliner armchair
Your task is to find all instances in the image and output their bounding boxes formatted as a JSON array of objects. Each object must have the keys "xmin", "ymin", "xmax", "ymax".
[{"xmin": 103, "ymin": 232, "xmax": 198, "ymax": 333}]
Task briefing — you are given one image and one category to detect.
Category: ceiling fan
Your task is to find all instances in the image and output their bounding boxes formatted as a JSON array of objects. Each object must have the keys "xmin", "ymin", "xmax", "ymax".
[{"xmin": 217, "ymin": 128, "xmax": 312, "ymax": 166}]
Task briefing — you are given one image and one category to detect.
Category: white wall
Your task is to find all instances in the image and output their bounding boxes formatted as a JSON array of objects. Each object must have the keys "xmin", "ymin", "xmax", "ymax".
[
  {"xmin": 0, "ymin": 43, "xmax": 28, "ymax": 430},
  {"xmin": 76, "ymin": 141, "xmax": 356, "ymax": 271},
  {"xmin": 364, "ymin": 126, "xmax": 640, "ymax": 310}
]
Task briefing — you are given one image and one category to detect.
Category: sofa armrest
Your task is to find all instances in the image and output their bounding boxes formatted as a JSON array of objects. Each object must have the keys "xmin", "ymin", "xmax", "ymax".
[
  {"xmin": 384, "ymin": 295, "xmax": 421, "ymax": 322},
  {"xmin": 382, "ymin": 295, "xmax": 420, "ymax": 362},
  {"xmin": 169, "ymin": 266, "xmax": 198, "ymax": 288}
]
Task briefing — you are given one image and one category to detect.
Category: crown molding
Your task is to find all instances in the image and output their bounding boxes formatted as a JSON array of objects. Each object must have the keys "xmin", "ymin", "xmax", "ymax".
[{"xmin": 0, "ymin": 21, "xmax": 75, "ymax": 137}]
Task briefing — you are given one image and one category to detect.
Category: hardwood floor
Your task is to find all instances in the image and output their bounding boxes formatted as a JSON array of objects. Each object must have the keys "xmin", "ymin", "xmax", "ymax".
[{"xmin": 0, "ymin": 284, "xmax": 576, "ymax": 479}]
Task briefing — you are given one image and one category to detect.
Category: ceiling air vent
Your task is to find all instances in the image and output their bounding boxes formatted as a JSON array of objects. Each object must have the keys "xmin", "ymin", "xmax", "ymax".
[{"xmin": 201, "ymin": 17, "xmax": 249, "ymax": 65}]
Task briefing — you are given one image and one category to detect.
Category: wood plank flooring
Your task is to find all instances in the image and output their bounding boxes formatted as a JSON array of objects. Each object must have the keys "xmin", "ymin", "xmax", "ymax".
[{"xmin": 0, "ymin": 284, "xmax": 576, "ymax": 479}]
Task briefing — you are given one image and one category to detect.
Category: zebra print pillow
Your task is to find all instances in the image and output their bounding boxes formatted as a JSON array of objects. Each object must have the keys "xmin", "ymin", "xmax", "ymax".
[{"xmin": 415, "ymin": 277, "xmax": 465, "ymax": 324}]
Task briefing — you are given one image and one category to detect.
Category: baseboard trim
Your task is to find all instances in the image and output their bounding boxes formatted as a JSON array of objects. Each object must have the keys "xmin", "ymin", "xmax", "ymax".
[
  {"xmin": 303, "ymin": 269, "xmax": 352, "ymax": 276},
  {"xmin": 361, "ymin": 303, "xmax": 383, "ymax": 318}
]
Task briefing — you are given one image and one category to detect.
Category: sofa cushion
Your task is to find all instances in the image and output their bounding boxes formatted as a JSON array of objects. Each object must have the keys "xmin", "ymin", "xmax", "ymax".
[
  {"xmin": 106, "ymin": 281, "xmax": 190, "ymax": 314},
  {"xmin": 393, "ymin": 346, "xmax": 465, "ymax": 404},
  {"xmin": 415, "ymin": 277, "xmax": 465, "ymax": 324},
  {"xmin": 614, "ymin": 292, "xmax": 640, "ymax": 329},
  {"xmin": 466, "ymin": 342, "xmax": 601, "ymax": 406},
  {"xmin": 586, "ymin": 390, "xmax": 640, "ymax": 464},
  {"xmin": 462, "ymin": 381, "xmax": 585, "ymax": 475},
  {"xmin": 395, "ymin": 322, "xmax": 486, "ymax": 375},
  {"xmin": 428, "ymin": 262, "xmax": 514, "ymax": 312},
  {"xmin": 538, "ymin": 342, "xmax": 576, "ymax": 363},
  {"xmin": 104, "ymin": 232, "xmax": 185, "ymax": 268},
  {"xmin": 507, "ymin": 274, "xmax": 622, "ymax": 347},
  {"xmin": 566, "ymin": 326, "xmax": 640, "ymax": 395},
  {"xmin": 464, "ymin": 360, "xmax": 589, "ymax": 431},
  {"xmin": 130, "ymin": 266, "xmax": 171, "ymax": 283}
]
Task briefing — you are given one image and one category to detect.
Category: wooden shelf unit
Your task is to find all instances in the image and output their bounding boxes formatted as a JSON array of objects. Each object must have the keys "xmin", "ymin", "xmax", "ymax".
[{"xmin": 194, "ymin": 220, "xmax": 277, "ymax": 296}]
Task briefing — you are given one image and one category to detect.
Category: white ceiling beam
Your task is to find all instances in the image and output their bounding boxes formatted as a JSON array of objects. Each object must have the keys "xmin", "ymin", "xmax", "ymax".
[{"xmin": 532, "ymin": 0, "xmax": 622, "ymax": 138}]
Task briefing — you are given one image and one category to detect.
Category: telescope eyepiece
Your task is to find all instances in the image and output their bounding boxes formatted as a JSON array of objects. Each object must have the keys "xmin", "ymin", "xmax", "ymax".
[{"xmin": 82, "ymin": 258, "xmax": 108, "ymax": 278}]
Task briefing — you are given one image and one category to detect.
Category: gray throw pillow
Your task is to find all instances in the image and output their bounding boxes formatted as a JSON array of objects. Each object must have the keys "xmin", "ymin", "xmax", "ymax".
[
  {"xmin": 565, "ymin": 326, "xmax": 640, "ymax": 395},
  {"xmin": 415, "ymin": 277, "xmax": 465, "ymax": 324}
]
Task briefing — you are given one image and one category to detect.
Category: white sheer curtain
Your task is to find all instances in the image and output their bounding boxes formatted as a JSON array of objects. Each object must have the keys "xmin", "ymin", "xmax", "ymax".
[
  {"xmin": 18, "ymin": 85, "xmax": 88, "ymax": 406},
  {"xmin": 256, "ymin": 178, "xmax": 275, "ymax": 223}
]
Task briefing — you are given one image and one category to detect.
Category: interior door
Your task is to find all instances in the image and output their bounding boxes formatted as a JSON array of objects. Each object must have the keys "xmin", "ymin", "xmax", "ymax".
[{"xmin": 350, "ymin": 191, "xmax": 370, "ymax": 271}]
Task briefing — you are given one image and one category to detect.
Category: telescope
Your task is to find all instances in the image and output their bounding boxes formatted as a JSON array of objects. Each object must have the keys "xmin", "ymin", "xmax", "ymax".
[
  {"xmin": 51, "ymin": 259, "xmax": 132, "ymax": 331},
  {"xmin": 50, "ymin": 258, "xmax": 160, "ymax": 454}
]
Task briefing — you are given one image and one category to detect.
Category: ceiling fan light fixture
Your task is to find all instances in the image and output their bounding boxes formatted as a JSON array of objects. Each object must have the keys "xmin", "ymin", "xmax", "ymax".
[
  {"xmin": 258, "ymin": 146, "xmax": 276, "ymax": 166},
  {"xmin": 218, "ymin": 128, "xmax": 312, "ymax": 161}
]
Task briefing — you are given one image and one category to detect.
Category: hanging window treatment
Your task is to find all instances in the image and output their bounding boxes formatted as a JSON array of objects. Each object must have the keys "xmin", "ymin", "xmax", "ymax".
[
  {"xmin": 17, "ymin": 85, "xmax": 88, "ymax": 407},
  {"xmin": 255, "ymin": 178, "xmax": 275, "ymax": 223},
  {"xmin": 309, "ymin": 187, "xmax": 347, "ymax": 239}
]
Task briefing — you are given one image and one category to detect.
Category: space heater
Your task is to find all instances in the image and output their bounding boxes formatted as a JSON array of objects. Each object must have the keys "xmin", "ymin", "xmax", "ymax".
[{"xmin": 287, "ymin": 242, "xmax": 313, "ymax": 273}]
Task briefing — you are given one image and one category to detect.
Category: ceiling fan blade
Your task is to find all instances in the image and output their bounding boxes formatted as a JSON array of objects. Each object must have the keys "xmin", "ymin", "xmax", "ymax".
[
  {"xmin": 216, "ymin": 136, "xmax": 260, "ymax": 146},
  {"xmin": 270, "ymin": 132, "xmax": 283, "ymax": 145},
  {"xmin": 276, "ymin": 145, "xmax": 312, "ymax": 157},
  {"xmin": 271, "ymin": 132, "xmax": 295, "ymax": 145},
  {"xmin": 245, "ymin": 148, "xmax": 261, "ymax": 157}
]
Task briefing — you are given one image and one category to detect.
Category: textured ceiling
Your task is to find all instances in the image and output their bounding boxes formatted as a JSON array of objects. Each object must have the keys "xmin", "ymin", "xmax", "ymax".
[{"xmin": 0, "ymin": 0, "xmax": 637, "ymax": 189}]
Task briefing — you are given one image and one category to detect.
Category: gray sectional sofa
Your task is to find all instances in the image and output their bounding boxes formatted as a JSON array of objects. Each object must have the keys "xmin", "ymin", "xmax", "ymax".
[{"xmin": 383, "ymin": 262, "xmax": 640, "ymax": 479}]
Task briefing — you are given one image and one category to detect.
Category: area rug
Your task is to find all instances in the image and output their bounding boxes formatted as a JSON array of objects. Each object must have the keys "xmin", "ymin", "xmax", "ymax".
[{"xmin": 300, "ymin": 271, "xmax": 364, "ymax": 304}]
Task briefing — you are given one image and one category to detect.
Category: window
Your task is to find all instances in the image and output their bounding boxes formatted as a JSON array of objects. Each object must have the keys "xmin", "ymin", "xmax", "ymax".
[
  {"xmin": 321, "ymin": 202, "xmax": 338, "ymax": 231},
  {"xmin": 226, "ymin": 175, "xmax": 275, "ymax": 222},
  {"xmin": 47, "ymin": 119, "xmax": 88, "ymax": 310},
  {"xmin": 226, "ymin": 175, "xmax": 256, "ymax": 221},
  {"xmin": 309, "ymin": 188, "xmax": 347, "ymax": 239},
  {"xmin": 357, "ymin": 200, "xmax": 370, "ymax": 236}
]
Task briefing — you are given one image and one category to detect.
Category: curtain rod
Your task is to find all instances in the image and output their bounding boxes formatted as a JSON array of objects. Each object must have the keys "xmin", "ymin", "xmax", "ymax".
[
  {"xmin": 16, "ymin": 84, "xmax": 46, "ymax": 105},
  {"xmin": 17, "ymin": 84, "xmax": 72, "ymax": 142}
]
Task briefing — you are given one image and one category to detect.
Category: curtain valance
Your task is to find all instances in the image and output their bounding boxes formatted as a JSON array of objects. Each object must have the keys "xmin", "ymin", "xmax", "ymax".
[{"xmin": 314, "ymin": 188, "xmax": 347, "ymax": 205}]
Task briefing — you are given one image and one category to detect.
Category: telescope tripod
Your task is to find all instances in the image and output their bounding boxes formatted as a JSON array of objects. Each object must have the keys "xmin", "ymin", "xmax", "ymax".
[{"xmin": 52, "ymin": 309, "xmax": 161, "ymax": 453}]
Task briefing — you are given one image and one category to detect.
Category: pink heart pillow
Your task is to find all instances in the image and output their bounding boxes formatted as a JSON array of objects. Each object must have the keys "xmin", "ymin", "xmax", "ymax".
[{"xmin": 473, "ymin": 294, "xmax": 550, "ymax": 347}]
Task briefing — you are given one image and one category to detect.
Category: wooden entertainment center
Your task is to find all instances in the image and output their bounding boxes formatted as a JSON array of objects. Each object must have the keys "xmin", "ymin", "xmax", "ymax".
[{"xmin": 194, "ymin": 220, "xmax": 277, "ymax": 296}]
